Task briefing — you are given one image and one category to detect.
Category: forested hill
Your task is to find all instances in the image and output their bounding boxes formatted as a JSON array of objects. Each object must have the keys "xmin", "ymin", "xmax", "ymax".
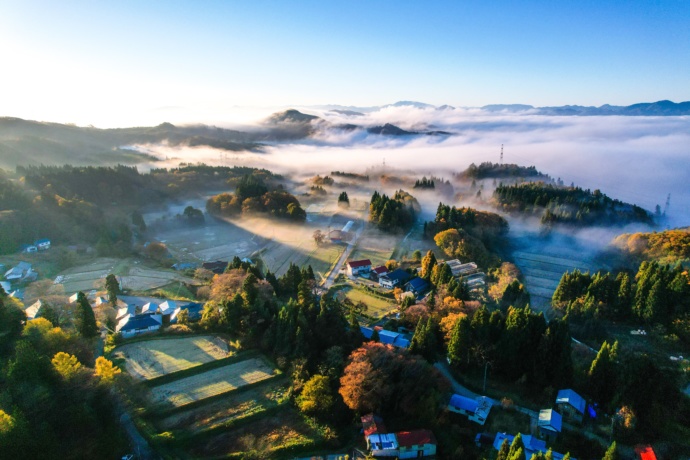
[
  {"xmin": 460, "ymin": 162, "xmax": 550, "ymax": 180},
  {"xmin": 0, "ymin": 117, "xmax": 264, "ymax": 169},
  {"xmin": 493, "ymin": 182, "xmax": 653, "ymax": 227},
  {"xmin": 612, "ymin": 227, "xmax": 690, "ymax": 265}
]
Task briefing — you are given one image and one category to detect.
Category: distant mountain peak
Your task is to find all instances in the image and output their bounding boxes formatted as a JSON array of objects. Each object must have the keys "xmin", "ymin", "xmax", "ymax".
[{"xmin": 266, "ymin": 109, "xmax": 320, "ymax": 124}]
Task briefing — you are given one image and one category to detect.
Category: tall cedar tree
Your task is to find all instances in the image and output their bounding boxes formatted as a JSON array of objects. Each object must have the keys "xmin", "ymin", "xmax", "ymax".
[
  {"xmin": 76, "ymin": 291, "xmax": 98, "ymax": 338},
  {"xmin": 105, "ymin": 274, "xmax": 119, "ymax": 305}
]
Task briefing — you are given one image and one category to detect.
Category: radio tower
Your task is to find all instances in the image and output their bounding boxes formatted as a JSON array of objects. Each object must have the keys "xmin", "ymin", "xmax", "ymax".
[
  {"xmin": 663, "ymin": 193, "xmax": 671, "ymax": 216},
  {"xmin": 500, "ymin": 144, "xmax": 504, "ymax": 164}
]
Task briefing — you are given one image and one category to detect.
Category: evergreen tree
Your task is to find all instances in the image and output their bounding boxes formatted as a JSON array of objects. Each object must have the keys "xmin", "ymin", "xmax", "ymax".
[
  {"xmin": 496, "ymin": 439, "xmax": 510, "ymax": 460},
  {"xmin": 448, "ymin": 316, "xmax": 473, "ymax": 368},
  {"xmin": 508, "ymin": 433, "xmax": 526, "ymax": 460},
  {"xmin": 338, "ymin": 191, "xmax": 350, "ymax": 207},
  {"xmin": 588, "ymin": 340, "xmax": 619, "ymax": 407},
  {"xmin": 223, "ymin": 293, "xmax": 244, "ymax": 334},
  {"xmin": 602, "ymin": 442, "xmax": 618, "ymax": 460},
  {"xmin": 409, "ymin": 317, "xmax": 439, "ymax": 362},
  {"xmin": 105, "ymin": 274, "xmax": 119, "ymax": 306},
  {"xmin": 370, "ymin": 328, "xmax": 380, "ymax": 342},
  {"xmin": 75, "ymin": 291, "xmax": 98, "ymax": 338}
]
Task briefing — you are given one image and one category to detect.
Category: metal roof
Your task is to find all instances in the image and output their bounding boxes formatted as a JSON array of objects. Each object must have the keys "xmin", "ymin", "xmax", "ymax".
[
  {"xmin": 347, "ymin": 259, "xmax": 372, "ymax": 268},
  {"xmin": 381, "ymin": 268, "xmax": 410, "ymax": 283},
  {"xmin": 450, "ymin": 394, "xmax": 479, "ymax": 412},
  {"xmin": 117, "ymin": 313, "xmax": 162, "ymax": 332},
  {"xmin": 556, "ymin": 388, "xmax": 586, "ymax": 414},
  {"xmin": 538, "ymin": 409, "xmax": 563, "ymax": 432},
  {"xmin": 396, "ymin": 430, "xmax": 437, "ymax": 447}
]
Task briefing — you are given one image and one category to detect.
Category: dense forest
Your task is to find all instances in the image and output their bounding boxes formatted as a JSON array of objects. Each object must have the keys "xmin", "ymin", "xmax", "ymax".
[
  {"xmin": 552, "ymin": 262, "xmax": 690, "ymax": 331},
  {"xmin": 368, "ymin": 190, "xmax": 420, "ymax": 232},
  {"xmin": 493, "ymin": 182, "xmax": 653, "ymax": 227},
  {"xmin": 424, "ymin": 203, "xmax": 508, "ymax": 268},
  {"xmin": 330, "ymin": 171, "xmax": 369, "ymax": 182},
  {"xmin": 0, "ymin": 165, "xmax": 283, "ymax": 254},
  {"xmin": 460, "ymin": 162, "xmax": 550, "ymax": 180},
  {"xmin": 206, "ymin": 174, "xmax": 306, "ymax": 222},
  {"xmin": 612, "ymin": 228, "xmax": 690, "ymax": 265}
]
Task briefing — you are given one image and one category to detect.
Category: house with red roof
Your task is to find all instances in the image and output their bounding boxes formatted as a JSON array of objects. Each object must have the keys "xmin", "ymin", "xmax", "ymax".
[
  {"xmin": 346, "ymin": 259, "xmax": 372, "ymax": 276},
  {"xmin": 397, "ymin": 430, "xmax": 437, "ymax": 458},
  {"xmin": 361, "ymin": 414, "xmax": 387, "ymax": 437},
  {"xmin": 635, "ymin": 445, "xmax": 657, "ymax": 460}
]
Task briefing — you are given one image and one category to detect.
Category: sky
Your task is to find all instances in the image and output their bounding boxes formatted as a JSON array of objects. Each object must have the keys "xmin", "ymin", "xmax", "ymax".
[{"xmin": 1, "ymin": 0, "xmax": 689, "ymax": 126}]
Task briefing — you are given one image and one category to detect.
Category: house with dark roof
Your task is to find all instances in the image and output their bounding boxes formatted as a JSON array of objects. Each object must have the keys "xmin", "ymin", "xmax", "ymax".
[
  {"xmin": 116, "ymin": 313, "xmax": 162, "ymax": 338},
  {"xmin": 397, "ymin": 430, "xmax": 437, "ymax": 459},
  {"xmin": 379, "ymin": 268, "xmax": 411, "ymax": 289},
  {"xmin": 171, "ymin": 302, "xmax": 205, "ymax": 323},
  {"xmin": 202, "ymin": 260, "xmax": 228, "ymax": 274},
  {"xmin": 4, "ymin": 262, "xmax": 33, "ymax": 282},
  {"xmin": 346, "ymin": 259, "xmax": 372, "ymax": 276},
  {"xmin": 448, "ymin": 394, "xmax": 493, "ymax": 425},
  {"xmin": 538, "ymin": 409, "xmax": 562, "ymax": 440},
  {"xmin": 404, "ymin": 277, "xmax": 429, "ymax": 296},
  {"xmin": 555, "ymin": 388, "xmax": 586, "ymax": 423}
]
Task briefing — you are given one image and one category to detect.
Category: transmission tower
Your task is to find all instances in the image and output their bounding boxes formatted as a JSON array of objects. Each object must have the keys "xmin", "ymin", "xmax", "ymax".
[
  {"xmin": 500, "ymin": 144, "xmax": 503, "ymax": 164},
  {"xmin": 663, "ymin": 193, "xmax": 671, "ymax": 216}
]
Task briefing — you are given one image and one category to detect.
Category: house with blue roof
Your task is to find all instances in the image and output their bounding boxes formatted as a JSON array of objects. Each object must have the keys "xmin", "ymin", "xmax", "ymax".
[
  {"xmin": 493, "ymin": 433, "xmax": 573, "ymax": 460},
  {"xmin": 448, "ymin": 394, "xmax": 493, "ymax": 425},
  {"xmin": 171, "ymin": 302, "xmax": 205, "ymax": 323},
  {"xmin": 555, "ymin": 388, "xmax": 586, "ymax": 423},
  {"xmin": 116, "ymin": 313, "xmax": 162, "ymax": 338},
  {"xmin": 538, "ymin": 409, "xmax": 562, "ymax": 441},
  {"xmin": 360, "ymin": 326, "xmax": 410, "ymax": 348},
  {"xmin": 379, "ymin": 269, "xmax": 411, "ymax": 289},
  {"xmin": 404, "ymin": 277, "xmax": 429, "ymax": 296}
]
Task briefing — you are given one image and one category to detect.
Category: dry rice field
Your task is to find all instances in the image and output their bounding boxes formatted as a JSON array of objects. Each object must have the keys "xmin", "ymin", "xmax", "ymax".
[
  {"xmin": 149, "ymin": 358, "xmax": 278, "ymax": 408},
  {"xmin": 112, "ymin": 335, "xmax": 235, "ymax": 381}
]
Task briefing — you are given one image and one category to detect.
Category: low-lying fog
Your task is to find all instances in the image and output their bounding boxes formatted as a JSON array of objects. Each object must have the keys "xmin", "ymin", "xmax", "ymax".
[{"xmin": 133, "ymin": 106, "xmax": 690, "ymax": 229}]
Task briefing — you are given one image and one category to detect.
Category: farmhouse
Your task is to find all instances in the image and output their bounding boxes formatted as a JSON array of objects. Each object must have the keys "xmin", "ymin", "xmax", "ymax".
[
  {"xmin": 379, "ymin": 268, "xmax": 410, "ymax": 289},
  {"xmin": 397, "ymin": 430, "xmax": 437, "ymax": 459},
  {"xmin": 538, "ymin": 409, "xmax": 562, "ymax": 440},
  {"xmin": 445, "ymin": 259, "xmax": 478, "ymax": 277},
  {"xmin": 493, "ymin": 433, "xmax": 573, "ymax": 460},
  {"xmin": 448, "ymin": 394, "xmax": 493, "ymax": 425},
  {"xmin": 170, "ymin": 302, "xmax": 204, "ymax": 323},
  {"xmin": 35, "ymin": 238, "xmax": 51, "ymax": 250},
  {"xmin": 370, "ymin": 266, "xmax": 388, "ymax": 281},
  {"xmin": 4, "ymin": 262, "xmax": 33, "ymax": 282},
  {"xmin": 116, "ymin": 313, "xmax": 163, "ymax": 338},
  {"xmin": 555, "ymin": 388, "xmax": 586, "ymax": 423},
  {"xmin": 346, "ymin": 259, "xmax": 372, "ymax": 276},
  {"xmin": 360, "ymin": 326, "xmax": 410, "ymax": 348},
  {"xmin": 404, "ymin": 277, "xmax": 429, "ymax": 296},
  {"xmin": 202, "ymin": 260, "xmax": 228, "ymax": 274}
]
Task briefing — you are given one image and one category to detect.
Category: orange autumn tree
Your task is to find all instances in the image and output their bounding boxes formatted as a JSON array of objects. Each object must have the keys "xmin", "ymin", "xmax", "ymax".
[{"xmin": 339, "ymin": 342, "xmax": 449, "ymax": 422}]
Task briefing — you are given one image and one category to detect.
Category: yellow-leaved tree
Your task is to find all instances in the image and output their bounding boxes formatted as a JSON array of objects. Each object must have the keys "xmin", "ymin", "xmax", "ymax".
[
  {"xmin": 51, "ymin": 352, "xmax": 83, "ymax": 381},
  {"xmin": 94, "ymin": 356, "xmax": 121, "ymax": 383}
]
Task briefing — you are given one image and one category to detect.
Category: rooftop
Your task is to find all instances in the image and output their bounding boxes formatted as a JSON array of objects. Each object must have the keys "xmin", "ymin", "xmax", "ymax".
[
  {"xmin": 556, "ymin": 388, "xmax": 586, "ymax": 414},
  {"xmin": 539, "ymin": 409, "xmax": 563, "ymax": 432},
  {"xmin": 347, "ymin": 259, "xmax": 372, "ymax": 268},
  {"xmin": 397, "ymin": 430, "xmax": 437, "ymax": 447}
]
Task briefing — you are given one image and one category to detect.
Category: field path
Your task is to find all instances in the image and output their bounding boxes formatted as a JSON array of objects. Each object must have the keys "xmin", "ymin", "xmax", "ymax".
[{"xmin": 323, "ymin": 220, "xmax": 365, "ymax": 289}]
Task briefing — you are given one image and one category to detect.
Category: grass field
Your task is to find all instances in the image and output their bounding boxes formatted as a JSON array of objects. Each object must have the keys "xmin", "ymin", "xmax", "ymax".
[
  {"xmin": 55, "ymin": 257, "xmax": 199, "ymax": 294},
  {"xmin": 341, "ymin": 287, "xmax": 396, "ymax": 319},
  {"xmin": 112, "ymin": 336, "xmax": 235, "ymax": 381},
  {"xmin": 149, "ymin": 357, "xmax": 278, "ymax": 408},
  {"xmin": 349, "ymin": 227, "xmax": 400, "ymax": 267},
  {"xmin": 188, "ymin": 408, "xmax": 321, "ymax": 458},
  {"xmin": 157, "ymin": 379, "xmax": 289, "ymax": 435}
]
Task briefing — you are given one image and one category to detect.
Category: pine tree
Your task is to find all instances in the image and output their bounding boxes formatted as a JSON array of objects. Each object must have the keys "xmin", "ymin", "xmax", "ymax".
[
  {"xmin": 420, "ymin": 250, "xmax": 437, "ymax": 280},
  {"xmin": 496, "ymin": 439, "xmax": 510, "ymax": 460},
  {"xmin": 76, "ymin": 291, "xmax": 98, "ymax": 338},
  {"xmin": 602, "ymin": 442, "xmax": 618, "ymax": 460},
  {"xmin": 508, "ymin": 433, "xmax": 525, "ymax": 460},
  {"xmin": 448, "ymin": 316, "xmax": 473, "ymax": 368},
  {"xmin": 371, "ymin": 328, "xmax": 380, "ymax": 342},
  {"xmin": 105, "ymin": 274, "xmax": 119, "ymax": 306},
  {"xmin": 588, "ymin": 340, "xmax": 618, "ymax": 407}
]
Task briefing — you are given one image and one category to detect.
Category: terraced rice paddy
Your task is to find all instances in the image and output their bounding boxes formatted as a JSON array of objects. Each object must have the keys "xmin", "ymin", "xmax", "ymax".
[
  {"xmin": 112, "ymin": 336, "xmax": 234, "ymax": 381},
  {"xmin": 149, "ymin": 357, "xmax": 278, "ymax": 408}
]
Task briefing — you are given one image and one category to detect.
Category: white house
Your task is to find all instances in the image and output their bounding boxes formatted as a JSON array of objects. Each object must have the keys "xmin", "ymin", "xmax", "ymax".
[
  {"xmin": 346, "ymin": 259, "xmax": 372, "ymax": 276},
  {"xmin": 378, "ymin": 268, "xmax": 410, "ymax": 289},
  {"xmin": 35, "ymin": 239, "xmax": 51, "ymax": 250}
]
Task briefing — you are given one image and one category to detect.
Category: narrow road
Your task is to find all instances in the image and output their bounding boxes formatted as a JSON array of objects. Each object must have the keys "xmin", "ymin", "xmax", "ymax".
[{"xmin": 322, "ymin": 220, "xmax": 365, "ymax": 289}]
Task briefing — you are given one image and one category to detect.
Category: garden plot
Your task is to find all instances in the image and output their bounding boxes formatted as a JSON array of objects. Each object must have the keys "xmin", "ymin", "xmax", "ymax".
[
  {"xmin": 112, "ymin": 336, "xmax": 235, "ymax": 381},
  {"xmin": 149, "ymin": 357, "xmax": 278, "ymax": 408},
  {"xmin": 157, "ymin": 379, "xmax": 289, "ymax": 435},
  {"xmin": 338, "ymin": 287, "xmax": 396, "ymax": 319}
]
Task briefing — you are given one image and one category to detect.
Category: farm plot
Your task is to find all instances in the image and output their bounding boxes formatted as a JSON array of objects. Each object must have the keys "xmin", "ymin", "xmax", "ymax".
[
  {"xmin": 512, "ymin": 249, "xmax": 595, "ymax": 313},
  {"xmin": 56, "ymin": 258, "xmax": 121, "ymax": 293},
  {"xmin": 112, "ymin": 336, "xmax": 235, "ymax": 381},
  {"xmin": 188, "ymin": 408, "xmax": 321, "ymax": 458},
  {"xmin": 349, "ymin": 227, "xmax": 401, "ymax": 267},
  {"xmin": 339, "ymin": 287, "xmax": 396, "ymax": 319},
  {"xmin": 149, "ymin": 357, "xmax": 278, "ymax": 408},
  {"xmin": 156, "ymin": 379, "xmax": 289, "ymax": 435}
]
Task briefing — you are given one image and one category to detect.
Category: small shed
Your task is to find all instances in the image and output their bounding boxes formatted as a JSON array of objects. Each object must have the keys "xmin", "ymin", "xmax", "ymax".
[
  {"xmin": 555, "ymin": 388, "xmax": 586, "ymax": 423},
  {"xmin": 538, "ymin": 409, "xmax": 563, "ymax": 441}
]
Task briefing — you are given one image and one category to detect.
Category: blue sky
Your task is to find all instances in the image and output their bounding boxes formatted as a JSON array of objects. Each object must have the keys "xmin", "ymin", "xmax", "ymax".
[{"xmin": 1, "ymin": 0, "xmax": 688, "ymax": 124}]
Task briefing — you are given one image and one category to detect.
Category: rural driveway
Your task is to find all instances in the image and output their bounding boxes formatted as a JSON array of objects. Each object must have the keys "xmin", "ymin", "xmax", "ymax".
[{"xmin": 322, "ymin": 220, "xmax": 365, "ymax": 289}]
